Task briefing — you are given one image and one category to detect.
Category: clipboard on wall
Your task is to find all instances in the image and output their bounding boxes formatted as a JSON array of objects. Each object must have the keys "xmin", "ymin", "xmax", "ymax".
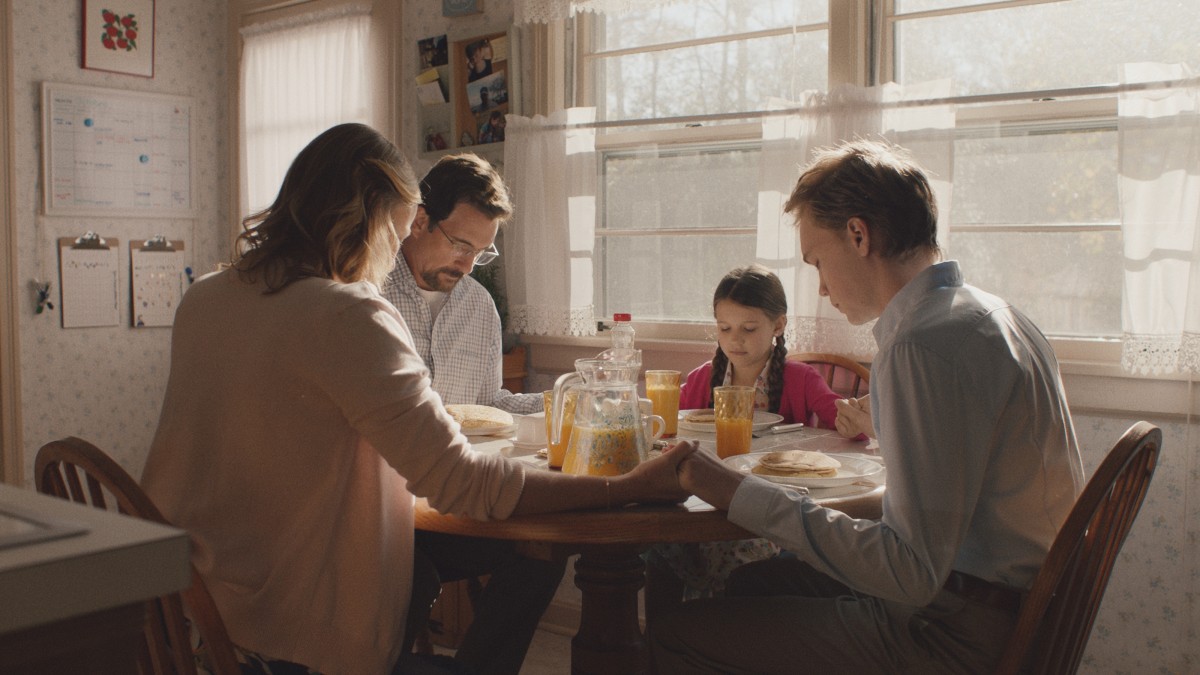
[
  {"xmin": 130, "ymin": 236, "xmax": 186, "ymax": 328},
  {"xmin": 57, "ymin": 232, "xmax": 120, "ymax": 328}
]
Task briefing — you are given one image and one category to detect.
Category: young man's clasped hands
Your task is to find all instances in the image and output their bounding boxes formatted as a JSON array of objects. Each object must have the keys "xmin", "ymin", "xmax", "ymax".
[{"xmin": 835, "ymin": 395, "xmax": 874, "ymax": 439}]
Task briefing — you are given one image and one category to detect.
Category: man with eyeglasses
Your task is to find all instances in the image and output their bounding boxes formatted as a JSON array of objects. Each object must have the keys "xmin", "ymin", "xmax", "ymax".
[
  {"xmin": 382, "ymin": 153, "xmax": 562, "ymax": 675},
  {"xmin": 384, "ymin": 153, "xmax": 542, "ymax": 415}
]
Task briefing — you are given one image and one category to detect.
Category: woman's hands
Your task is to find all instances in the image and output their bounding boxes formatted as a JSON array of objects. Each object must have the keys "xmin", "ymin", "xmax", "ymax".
[
  {"xmin": 673, "ymin": 442, "xmax": 746, "ymax": 511},
  {"xmin": 612, "ymin": 440, "xmax": 699, "ymax": 506},
  {"xmin": 835, "ymin": 395, "xmax": 874, "ymax": 439}
]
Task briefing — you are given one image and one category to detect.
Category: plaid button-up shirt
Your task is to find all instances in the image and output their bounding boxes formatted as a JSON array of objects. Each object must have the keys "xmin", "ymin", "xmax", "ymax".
[{"xmin": 382, "ymin": 259, "xmax": 542, "ymax": 414}]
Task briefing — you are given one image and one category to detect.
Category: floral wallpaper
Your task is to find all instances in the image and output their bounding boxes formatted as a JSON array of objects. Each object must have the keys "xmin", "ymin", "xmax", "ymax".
[
  {"xmin": 1073, "ymin": 414, "xmax": 1198, "ymax": 674},
  {"xmin": 12, "ymin": 0, "xmax": 229, "ymax": 483}
]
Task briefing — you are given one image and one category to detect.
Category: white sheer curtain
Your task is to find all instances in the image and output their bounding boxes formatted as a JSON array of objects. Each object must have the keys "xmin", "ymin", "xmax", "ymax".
[
  {"xmin": 756, "ymin": 81, "xmax": 956, "ymax": 359},
  {"xmin": 503, "ymin": 108, "xmax": 600, "ymax": 336},
  {"xmin": 240, "ymin": 6, "xmax": 372, "ymax": 217},
  {"xmin": 1119, "ymin": 63, "xmax": 1200, "ymax": 375}
]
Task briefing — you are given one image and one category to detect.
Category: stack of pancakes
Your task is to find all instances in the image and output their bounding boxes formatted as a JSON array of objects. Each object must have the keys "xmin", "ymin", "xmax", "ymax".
[
  {"xmin": 683, "ymin": 410, "xmax": 716, "ymax": 424},
  {"xmin": 445, "ymin": 404, "xmax": 514, "ymax": 432},
  {"xmin": 751, "ymin": 450, "xmax": 841, "ymax": 478}
]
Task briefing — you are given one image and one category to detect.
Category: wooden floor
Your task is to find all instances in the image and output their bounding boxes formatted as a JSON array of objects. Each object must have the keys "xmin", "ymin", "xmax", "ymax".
[
  {"xmin": 432, "ymin": 626, "xmax": 572, "ymax": 674},
  {"xmin": 520, "ymin": 628, "xmax": 572, "ymax": 674}
]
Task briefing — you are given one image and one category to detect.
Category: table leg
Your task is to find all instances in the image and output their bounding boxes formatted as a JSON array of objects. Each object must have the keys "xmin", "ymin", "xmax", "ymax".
[{"xmin": 570, "ymin": 544, "xmax": 647, "ymax": 675}]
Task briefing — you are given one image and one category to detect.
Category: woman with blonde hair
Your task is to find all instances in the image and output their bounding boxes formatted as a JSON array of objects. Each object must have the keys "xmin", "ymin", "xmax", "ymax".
[{"xmin": 141, "ymin": 123, "xmax": 693, "ymax": 675}]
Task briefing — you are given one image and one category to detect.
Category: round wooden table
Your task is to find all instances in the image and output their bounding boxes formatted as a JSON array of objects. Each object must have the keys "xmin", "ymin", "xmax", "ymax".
[{"xmin": 415, "ymin": 433, "xmax": 884, "ymax": 675}]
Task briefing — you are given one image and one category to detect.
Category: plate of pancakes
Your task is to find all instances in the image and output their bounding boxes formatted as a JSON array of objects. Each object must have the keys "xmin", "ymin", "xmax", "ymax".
[
  {"xmin": 724, "ymin": 450, "xmax": 883, "ymax": 488},
  {"xmin": 677, "ymin": 409, "xmax": 784, "ymax": 434},
  {"xmin": 445, "ymin": 404, "xmax": 518, "ymax": 438}
]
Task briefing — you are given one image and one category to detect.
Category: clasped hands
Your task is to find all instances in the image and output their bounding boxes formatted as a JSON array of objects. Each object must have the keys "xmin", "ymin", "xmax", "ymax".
[{"xmin": 835, "ymin": 394, "xmax": 874, "ymax": 439}]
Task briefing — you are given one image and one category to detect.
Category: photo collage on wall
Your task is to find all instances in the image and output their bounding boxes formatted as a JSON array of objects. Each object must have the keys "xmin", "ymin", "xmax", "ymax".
[{"xmin": 454, "ymin": 32, "xmax": 508, "ymax": 147}]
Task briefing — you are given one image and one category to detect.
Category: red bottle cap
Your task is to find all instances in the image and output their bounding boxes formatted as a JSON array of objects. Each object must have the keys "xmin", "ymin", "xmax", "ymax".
[{"xmin": 613, "ymin": 313, "xmax": 632, "ymax": 322}]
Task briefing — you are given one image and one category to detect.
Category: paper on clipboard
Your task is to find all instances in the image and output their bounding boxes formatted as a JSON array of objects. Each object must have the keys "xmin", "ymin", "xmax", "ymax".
[
  {"xmin": 57, "ymin": 232, "xmax": 120, "ymax": 328},
  {"xmin": 130, "ymin": 236, "xmax": 186, "ymax": 327}
]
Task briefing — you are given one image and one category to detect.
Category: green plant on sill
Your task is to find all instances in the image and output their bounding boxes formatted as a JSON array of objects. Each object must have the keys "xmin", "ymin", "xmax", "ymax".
[{"xmin": 471, "ymin": 263, "xmax": 508, "ymax": 334}]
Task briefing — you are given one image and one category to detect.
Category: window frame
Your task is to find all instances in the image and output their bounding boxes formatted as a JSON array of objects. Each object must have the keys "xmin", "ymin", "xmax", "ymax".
[{"xmin": 555, "ymin": 0, "xmax": 1134, "ymax": 368}]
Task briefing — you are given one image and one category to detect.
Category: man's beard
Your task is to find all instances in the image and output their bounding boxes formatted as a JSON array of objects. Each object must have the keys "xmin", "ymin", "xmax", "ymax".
[{"xmin": 421, "ymin": 267, "xmax": 464, "ymax": 292}]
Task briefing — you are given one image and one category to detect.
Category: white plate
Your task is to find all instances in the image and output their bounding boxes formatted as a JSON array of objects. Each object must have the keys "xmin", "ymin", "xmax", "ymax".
[
  {"xmin": 677, "ymin": 409, "xmax": 784, "ymax": 434},
  {"xmin": 462, "ymin": 423, "xmax": 517, "ymax": 438},
  {"xmin": 723, "ymin": 452, "xmax": 884, "ymax": 489}
]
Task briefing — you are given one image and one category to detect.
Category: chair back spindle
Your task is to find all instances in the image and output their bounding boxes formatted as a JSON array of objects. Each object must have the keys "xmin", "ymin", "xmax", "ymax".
[
  {"xmin": 994, "ymin": 421, "xmax": 1161, "ymax": 674},
  {"xmin": 35, "ymin": 436, "xmax": 241, "ymax": 675},
  {"xmin": 788, "ymin": 352, "xmax": 870, "ymax": 398}
]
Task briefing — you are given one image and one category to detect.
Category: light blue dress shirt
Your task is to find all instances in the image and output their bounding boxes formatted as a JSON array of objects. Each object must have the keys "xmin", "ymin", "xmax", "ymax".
[{"xmin": 728, "ymin": 261, "xmax": 1083, "ymax": 606}]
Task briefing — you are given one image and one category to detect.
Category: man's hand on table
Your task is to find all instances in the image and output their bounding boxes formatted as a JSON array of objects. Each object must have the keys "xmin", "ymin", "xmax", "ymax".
[{"xmin": 674, "ymin": 442, "xmax": 745, "ymax": 511}]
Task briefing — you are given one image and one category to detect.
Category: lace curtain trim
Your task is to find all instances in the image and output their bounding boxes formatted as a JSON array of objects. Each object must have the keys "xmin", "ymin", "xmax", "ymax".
[
  {"xmin": 1122, "ymin": 333, "xmax": 1200, "ymax": 375},
  {"xmin": 510, "ymin": 304, "xmax": 598, "ymax": 337},
  {"xmin": 789, "ymin": 317, "xmax": 878, "ymax": 362},
  {"xmin": 240, "ymin": 3, "xmax": 370, "ymax": 37},
  {"xmin": 515, "ymin": 0, "xmax": 691, "ymax": 24}
]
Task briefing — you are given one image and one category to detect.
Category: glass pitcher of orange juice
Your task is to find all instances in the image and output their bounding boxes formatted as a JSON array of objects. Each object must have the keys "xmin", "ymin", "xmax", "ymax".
[
  {"xmin": 560, "ymin": 382, "xmax": 661, "ymax": 477},
  {"xmin": 549, "ymin": 357, "xmax": 640, "ymax": 447}
]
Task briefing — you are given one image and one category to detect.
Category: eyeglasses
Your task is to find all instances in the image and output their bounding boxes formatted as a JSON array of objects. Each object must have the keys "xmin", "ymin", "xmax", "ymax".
[{"xmin": 433, "ymin": 223, "xmax": 499, "ymax": 267}]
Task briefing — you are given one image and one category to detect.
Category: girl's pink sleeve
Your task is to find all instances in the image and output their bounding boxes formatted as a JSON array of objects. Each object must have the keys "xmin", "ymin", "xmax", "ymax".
[
  {"xmin": 786, "ymin": 362, "xmax": 841, "ymax": 429},
  {"xmin": 805, "ymin": 375, "xmax": 842, "ymax": 429},
  {"xmin": 794, "ymin": 363, "xmax": 868, "ymax": 441},
  {"xmin": 678, "ymin": 362, "xmax": 713, "ymax": 410}
]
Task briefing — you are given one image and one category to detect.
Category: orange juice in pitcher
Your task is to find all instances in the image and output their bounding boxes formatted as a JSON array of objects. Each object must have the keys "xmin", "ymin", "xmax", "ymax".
[{"xmin": 562, "ymin": 425, "xmax": 641, "ymax": 476}]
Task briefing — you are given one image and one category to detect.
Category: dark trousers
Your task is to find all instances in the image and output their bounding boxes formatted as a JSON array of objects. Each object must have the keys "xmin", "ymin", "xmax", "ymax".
[
  {"xmin": 649, "ymin": 557, "xmax": 1017, "ymax": 674},
  {"xmin": 408, "ymin": 531, "xmax": 566, "ymax": 675}
]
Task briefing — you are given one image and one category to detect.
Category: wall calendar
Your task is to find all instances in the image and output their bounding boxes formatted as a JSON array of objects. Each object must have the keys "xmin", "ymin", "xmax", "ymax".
[{"xmin": 41, "ymin": 82, "xmax": 194, "ymax": 217}]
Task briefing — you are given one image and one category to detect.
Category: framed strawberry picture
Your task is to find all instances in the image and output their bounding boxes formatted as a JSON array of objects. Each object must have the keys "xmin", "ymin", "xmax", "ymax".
[{"xmin": 82, "ymin": 1, "xmax": 155, "ymax": 77}]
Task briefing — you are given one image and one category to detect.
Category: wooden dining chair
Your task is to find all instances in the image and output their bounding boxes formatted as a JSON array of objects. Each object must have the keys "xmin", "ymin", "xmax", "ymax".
[
  {"xmin": 788, "ymin": 351, "xmax": 870, "ymax": 398},
  {"xmin": 993, "ymin": 421, "xmax": 1162, "ymax": 675},
  {"xmin": 35, "ymin": 436, "xmax": 241, "ymax": 675}
]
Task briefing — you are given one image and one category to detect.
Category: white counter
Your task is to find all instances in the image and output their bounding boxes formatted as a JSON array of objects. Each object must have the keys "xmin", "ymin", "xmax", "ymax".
[{"xmin": 0, "ymin": 483, "xmax": 190, "ymax": 634}]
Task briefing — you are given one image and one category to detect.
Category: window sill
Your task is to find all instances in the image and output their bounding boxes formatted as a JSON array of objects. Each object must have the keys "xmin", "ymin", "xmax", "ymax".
[{"xmin": 519, "ymin": 333, "xmax": 1199, "ymax": 420}]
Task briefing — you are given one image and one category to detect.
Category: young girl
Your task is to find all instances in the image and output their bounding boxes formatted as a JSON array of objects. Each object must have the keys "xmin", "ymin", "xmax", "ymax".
[
  {"xmin": 679, "ymin": 264, "xmax": 846, "ymax": 428},
  {"xmin": 647, "ymin": 265, "xmax": 862, "ymax": 606}
]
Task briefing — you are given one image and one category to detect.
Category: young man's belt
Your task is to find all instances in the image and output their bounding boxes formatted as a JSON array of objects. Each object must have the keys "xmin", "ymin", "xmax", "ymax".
[{"xmin": 943, "ymin": 570, "xmax": 1024, "ymax": 614}]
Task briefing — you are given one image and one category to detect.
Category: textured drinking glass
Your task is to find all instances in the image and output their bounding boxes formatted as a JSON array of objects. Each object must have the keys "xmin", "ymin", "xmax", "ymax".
[
  {"xmin": 714, "ymin": 385, "xmax": 755, "ymax": 458},
  {"xmin": 645, "ymin": 370, "xmax": 681, "ymax": 437},
  {"xmin": 544, "ymin": 389, "xmax": 576, "ymax": 470}
]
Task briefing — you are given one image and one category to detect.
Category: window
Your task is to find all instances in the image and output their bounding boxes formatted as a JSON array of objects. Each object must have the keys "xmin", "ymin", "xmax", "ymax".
[
  {"xmin": 567, "ymin": 0, "xmax": 1200, "ymax": 347},
  {"xmin": 239, "ymin": 6, "xmax": 375, "ymax": 217},
  {"xmin": 582, "ymin": 1, "xmax": 828, "ymax": 122},
  {"xmin": 577, "ymin": 0, "xmax": 827, "ymax": 328}
]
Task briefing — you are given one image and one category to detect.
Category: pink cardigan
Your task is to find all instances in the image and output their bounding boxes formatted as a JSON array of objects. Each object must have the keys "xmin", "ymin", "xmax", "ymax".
[
  {"xmin": 678, "ymin": 360, "xmax": 844, "ymax": 430},
  {"xmin": 142, "ymin": 271, "xmax": 525, "ymax": 675}
]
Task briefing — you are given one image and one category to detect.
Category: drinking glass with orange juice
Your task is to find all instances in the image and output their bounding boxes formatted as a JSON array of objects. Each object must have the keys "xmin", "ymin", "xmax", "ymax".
[
  {"xmin": 543, "ymin": 389, "xmax": 576, "ymax": 470},
  {"xmin": 645, "ymin": 370, "xmax": 681, "ymax": 437},
  {"xmin": 714, "ymin": 385, "xmax": 755, "ymax": 458}
]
